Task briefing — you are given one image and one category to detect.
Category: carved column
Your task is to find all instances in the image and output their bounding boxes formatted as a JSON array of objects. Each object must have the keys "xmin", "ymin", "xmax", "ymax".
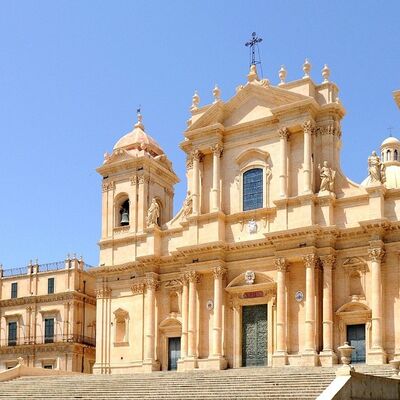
[
  {"xmin": 180, "ymin": 274, "xmax": 189, "ymax": 360},
  {"xmin": 191, "ymin": 150, "xmax": 202, "ymax": 215},
  {"xmin": 320, "ymin": 255, "xmax": 337, "ymax": 365},
  {"xmin": 130, "ymin": 175, "xmax": 138, "ymax": 232},
  {"xmin": 302, "ymin": 254, "xmax": 318, "ymax": 365},
  {"xmin": 368, "ymin": 245, "xmax": 386, "ymax": 362},
  {"xmin": 144, "ymin": 277, "xmax": 159, "ymax": 366},
  {"xmin": 302, "ymin": 120, "xmax": 313, "ymax": 194},
  {"xmin": 212, "ymin": 266, "xmax": 226, "ymax": 358},
  {"xmin": 138, "ymin": 175, "xmax": 148, "ymax": 231},
  {"xmin": 211, "ymin": 145, "xmax": 223, "ymax": 212},
  {"xmin": 274, "ymin": 257, "xmax": 288, "ymax": 361},
  {"xmin": 187, "ymin": 271, "xmax": 198, "ymax": 360},
  {"xmin": 278, "ymin": 127, "xmax": 289, "ymax": 197}
]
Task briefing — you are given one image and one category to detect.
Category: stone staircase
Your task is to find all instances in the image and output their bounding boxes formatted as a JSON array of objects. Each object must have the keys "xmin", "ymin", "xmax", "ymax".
[{"xmin": 0, "ymin": 365, "xmax": 393, "ymax": 400}]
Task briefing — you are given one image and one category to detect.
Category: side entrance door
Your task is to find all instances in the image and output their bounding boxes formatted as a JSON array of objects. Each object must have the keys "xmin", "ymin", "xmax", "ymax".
[
  {"xmin": 347, "ymin": 324, "xmax": 366, "ymax": 363},
  {"xmin": 242, "ymin": 304, "xmax": 268, "ymax": 367},
  {"xmin": 168, "ymin": 337, "xmax": 181, "ymax": 371}
]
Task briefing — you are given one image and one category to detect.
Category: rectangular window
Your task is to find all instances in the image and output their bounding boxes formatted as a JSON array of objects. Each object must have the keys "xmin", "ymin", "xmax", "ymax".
[
  {"xmin": 243, "ymin": 168, "xmax": 263, "ymax": 211},
  {"xmin": 48, "ymin": 278, "xmax": 55, "ymax": 294},
  {"xmin": 44, "ymin": 318, "xmax": 54, "ymax": 344},
  {"xmin": 11, "ymin": 282, "xmax": 18, "ymax": 299},
  {"xmin": 8, "ymin": 322, "xmax": 17, "ymax": 346}
]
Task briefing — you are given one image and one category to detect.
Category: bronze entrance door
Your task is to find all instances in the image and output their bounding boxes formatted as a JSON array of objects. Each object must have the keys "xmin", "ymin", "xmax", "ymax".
[
  {"xmin": 347, "ymin": 324, "xmax": 366, "ymax": 363},
  {"xmin": 242, "ymin": 304, "xmax": 267, "ymax": 366},
  {"xmin": 168, "ymin": 337, "xmax": 181, "ymax": 371}
]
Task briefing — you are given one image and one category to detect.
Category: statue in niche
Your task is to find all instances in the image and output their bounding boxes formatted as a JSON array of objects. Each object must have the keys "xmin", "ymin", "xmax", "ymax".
[
  {"xmin": 368, "ymin": 151, "xmax": 385, "ymax": 184},
  {"xmin": 318, "ymin": 161, "xmax": 336, "ymax": 192},
  {"xmin": 182, "ymin": 191, "xmax": 193, "ymax": 218},
  {"xmin": 146, "ymin": 198, "xmax": 160, "ymax": 227}
]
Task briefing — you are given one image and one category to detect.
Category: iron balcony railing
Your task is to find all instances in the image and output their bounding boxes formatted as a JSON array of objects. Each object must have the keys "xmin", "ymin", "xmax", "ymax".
[
  {"xmin": 1, "ymin": 260, "xmax": 96, "ymax": 278},
  {"xmin": 0, "ymin": 334, "xmax": 96, "ymax": 347}
]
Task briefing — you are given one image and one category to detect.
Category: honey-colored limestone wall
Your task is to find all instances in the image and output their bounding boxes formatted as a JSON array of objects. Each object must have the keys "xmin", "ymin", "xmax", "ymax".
[
  {"xmin": 0, "ymin": 259, "xmax": 96, "ymax": 373},
  {"xmin": 93, "ymin": 69, "xmax": 400, "ymax": 373}
]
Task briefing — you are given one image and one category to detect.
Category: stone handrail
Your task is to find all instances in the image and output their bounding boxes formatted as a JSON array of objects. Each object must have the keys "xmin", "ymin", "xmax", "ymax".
[{"xmin": 0, "ymin": 358, "xmax": 80, "ymax": 382}]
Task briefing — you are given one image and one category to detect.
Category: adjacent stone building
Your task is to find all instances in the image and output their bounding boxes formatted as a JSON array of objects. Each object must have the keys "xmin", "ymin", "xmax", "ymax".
[
  {"xmin": 0, "ymin": 257, "xmax": 96, "ymax": 372},
  {"xmin": 93, "ymin": 61, "xmax": 399, "ymax": 374}
]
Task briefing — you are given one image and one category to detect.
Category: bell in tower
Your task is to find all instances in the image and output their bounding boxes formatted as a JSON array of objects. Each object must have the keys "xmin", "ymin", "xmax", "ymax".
[{"xmin": 120, "ymin": 201, "xmax": 130, "ymax": 226}]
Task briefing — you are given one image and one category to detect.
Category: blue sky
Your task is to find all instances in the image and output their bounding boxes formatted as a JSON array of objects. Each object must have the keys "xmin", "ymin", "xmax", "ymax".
[{"xmin": 0, "ymin": 1, "xmax": 399, "ymax": 268}]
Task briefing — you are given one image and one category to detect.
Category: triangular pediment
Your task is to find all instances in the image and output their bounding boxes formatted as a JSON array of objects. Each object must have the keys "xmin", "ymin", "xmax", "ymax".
[{"xmin": 186, "ymin": 82, "xmax": 312, "ymax": 132}]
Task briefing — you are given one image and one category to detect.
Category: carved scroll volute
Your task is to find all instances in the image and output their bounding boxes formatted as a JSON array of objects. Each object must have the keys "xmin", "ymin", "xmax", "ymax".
[
  {"xmin": 368, "ymin": 247, "xmax": 385, "ymax": 262},
  {"xmin": 274, "ymin": 257, "xmax": 287, "ymax": 272},
  {"xmin": 191, "ymin": 149, "xmax": 203, "ymax": 162},
  {"xmin": 302, "ymin": 253, "xmax": 318, "ymax": 269}
]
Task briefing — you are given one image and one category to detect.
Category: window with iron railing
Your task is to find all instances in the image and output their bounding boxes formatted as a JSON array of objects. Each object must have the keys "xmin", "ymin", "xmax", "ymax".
[
  {"xmin": 8, "ymin": 322, "xmax": 17, "ymax": 346},
  {"xmin": 11, "ymin": 282, "xmax": 18, "ymax": 299},
  {"xmin": 48, "ymin": 277, "xmax": 55, "ymax": 294},
  {"xmin": 44, "ymin": 318, "xmax": 54, "ymax": 343}
]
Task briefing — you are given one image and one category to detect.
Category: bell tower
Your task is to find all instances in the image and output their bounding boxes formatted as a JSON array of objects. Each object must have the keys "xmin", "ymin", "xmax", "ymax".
[{"xmin": 97, "ymin": 111, "xmax": 179, "ymax": 266}]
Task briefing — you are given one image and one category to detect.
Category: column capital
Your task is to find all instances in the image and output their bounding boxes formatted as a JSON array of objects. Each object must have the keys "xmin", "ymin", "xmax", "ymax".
[
  {"xmin": 274, "ymin": 257, "xmax": 288, "ymax": 272},
  {"xmin": 212, "ymin": 266, "xmax": 227, "ymax": 279},
  {"xmin": 303, "ymin": 253, "xmax": 318, "ymax": 268},
  {"xmin": 95, "ymin": 287, "xmax": 112, "ymax": 299},
  {"xmin": 130, "ymin": 175, "xmax": 138, "ymax": 185},
  {"xmin": 320, "ymin": 255, "xmax": 336, "ymax": 270},
  {"xmin": 368, "ymin": 246, "xmax": 385, "ymax": 262},
  {"xmin": 211, "ymin": 144, "xmax": 223, "ymax": 157},
  {"xmin": 278, "ymin": 127, "xmax": 290, "ymax": 140},
  {"xmin": 302, "ymin": 120, "xmax": 315, "ymax": 134},
  {"xmin": 185, "ymin": 270, "xmax": 199, "ymax": 283},
  {"xmin": 131, "ymin": 282, "xmax": 145, "ymax": 295},
  {"xmin": 144, "ymin": 278, "xmax": 160, "ymax": 292},
  {"xmin": 191, "ymin": 149, "xmax": 203, "ymax": 162},
  {"xmin": 138, "ymin": 175, "xmax": 150, "ymax": 184}
]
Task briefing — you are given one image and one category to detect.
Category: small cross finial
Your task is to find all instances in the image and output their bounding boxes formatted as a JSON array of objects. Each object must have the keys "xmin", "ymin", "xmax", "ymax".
[
  {"xmin": 245, "ymin": 32, "xmax": 263, "ymax": 77},
  {"xmin": 134, "ymin": 105, "xmax": 144, "ymax": 129},
  {"xmin": 388, "ymin": 126, "xmax": 394, "ymax": 137}
]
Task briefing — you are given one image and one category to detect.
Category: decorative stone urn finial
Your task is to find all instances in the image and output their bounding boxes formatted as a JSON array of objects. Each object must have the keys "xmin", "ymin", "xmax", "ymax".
[
  {"xmin": 302, "ymin": 58, "xmax": 311, "ymax": 79},
  {"xmin": 336, "ymin": 342, "xmax": 355, "ymax": 375},
  {"xmin": 213, "ymin": 84, "xmax": 221, "ymax": 103},
  {"xmin": 322, "ymin": 64, "xmax": 330, "ymax": 83},
  {"xmin": 278, "ymin": 65, "xmax": 287, "ymax": 85},
  {"xmin": 191, "ymin": 90, "xmax": 200, "ymax": 112}
]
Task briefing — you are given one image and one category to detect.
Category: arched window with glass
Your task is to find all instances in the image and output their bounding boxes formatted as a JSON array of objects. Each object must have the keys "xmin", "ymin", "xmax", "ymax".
[{"xmin": 243, "ymin": 168, "xmax": 263, "ymax": 211}]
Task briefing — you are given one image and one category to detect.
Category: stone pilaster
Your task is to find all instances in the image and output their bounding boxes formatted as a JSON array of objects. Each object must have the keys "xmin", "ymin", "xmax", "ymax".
[
  {"xmin": 178, "ymin": 274, "xmax": 189, "ymax": 371},
  {"xmin": 211, "ymin": 145, "xmax": 223, "ymax": 212},
  {"xmin": 278, "ymin": 127, "xmax": 289, "ymax": 198},
  {"xmin": 273, "ymin": 257, "xmax": 288, "ymax": 366},
  {"xmin": 143, "ymin": 276, "xmax": 160, "ymax": 372},
  {"xmin": 368, "ymin": 244, "xmax": 387, "ymax": 364},
  {"xmin": 209, "ymin": 266, "xmax": 227, "ymax": 369},
  {"xmin": 319, "ymin": 255, "xmax": 337, "ymax": 366},
  {"xmin": 302, "ymin": 120, "xmax": 314, "ymax": 194},
  {"xmin": 302, "ymin": 254, "xmax": 319, "ymax": 366},
  {"xmin": 186, "ymin": 270, "xmax": 199, "ymax": 369},
  {"xmin": 191, "ymin": 150, "xmax": 202, "ymax": 215}
]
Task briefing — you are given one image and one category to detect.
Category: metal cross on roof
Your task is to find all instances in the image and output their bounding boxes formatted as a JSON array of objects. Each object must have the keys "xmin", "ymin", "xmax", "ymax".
[{"xmin": 245, "ymin": 32, "xmax": 263, "ymax": 66}]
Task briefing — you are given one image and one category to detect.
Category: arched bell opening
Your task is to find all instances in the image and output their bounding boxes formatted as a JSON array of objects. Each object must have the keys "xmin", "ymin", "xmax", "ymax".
[{"xmin": 114, "ymin": 194, "xmax": 130, "ymax": 227}]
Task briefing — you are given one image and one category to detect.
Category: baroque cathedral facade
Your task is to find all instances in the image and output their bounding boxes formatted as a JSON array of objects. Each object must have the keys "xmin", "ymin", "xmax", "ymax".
[{"xmin": 93, "ymin": 61, "xmax": 400, "ymax": 374}]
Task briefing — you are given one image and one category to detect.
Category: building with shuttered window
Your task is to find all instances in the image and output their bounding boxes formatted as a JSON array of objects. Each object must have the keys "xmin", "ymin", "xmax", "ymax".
[{"xmin": 0, "ymin": 258, "xmax": 96, "ymax": 372}]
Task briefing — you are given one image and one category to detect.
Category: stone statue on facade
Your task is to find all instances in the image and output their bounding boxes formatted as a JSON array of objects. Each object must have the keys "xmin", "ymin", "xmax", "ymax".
[
  {"xmin": 318, "ymin": 161, "xmax": 336, "ymax": 192},
  {"xmin": 146, "ymin": 198, "xmax": 160, "ymax": 227},
  {"xmin": 368, "ymin": 151, "xmax": 385, "ymax": 184},
  {"xmin": 182, "ymin": 191, "xmax": 193, "ymax": 218}
]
